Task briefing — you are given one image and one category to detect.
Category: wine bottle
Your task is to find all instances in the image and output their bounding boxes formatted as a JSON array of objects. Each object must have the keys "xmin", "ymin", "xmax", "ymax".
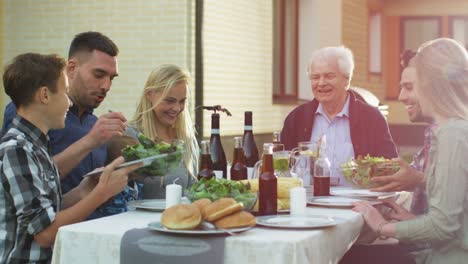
[
  {"xmin": 210, "ymin": 113, "xmax": 227, "ymax": 179},
  {"xmin": 259, "ymin": 143, "xmax": 277, "ymax": 216},
  {"xmin": 272, "ymin": 131, "xmax": 281, "ymax": 144},
  {"xmin": 313, "ymin": 135, "xmax": 331, "ymax": 196},
  {"xmin": 242, "ymin": 111, "xmax": 259, "ymax": 179},
  {"xmin": 198, "ymin": 140, "xmax": 216, "ymax": 180},
  {"xmin": 272, "ymin": 131, "xmax": 284, "ymax": 152},
  {"xmin": 230, "ymin": 137, "xmax": 248, "ymax": 180}
]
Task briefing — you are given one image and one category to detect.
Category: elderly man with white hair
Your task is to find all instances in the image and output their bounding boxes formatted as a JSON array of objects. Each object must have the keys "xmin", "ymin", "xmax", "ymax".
[{"xmin": 280, "ymin": 46, "xmax": 397, "ymax": 186}]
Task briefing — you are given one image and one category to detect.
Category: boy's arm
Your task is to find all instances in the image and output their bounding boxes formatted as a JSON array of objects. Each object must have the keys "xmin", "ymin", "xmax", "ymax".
[
  {"xmin": 34, "ymin": 157, "xmax": 141, "ymax": 248},
  {"xmin": 53, "ymin": 112, "xmax": 126, "ymax": 178}
]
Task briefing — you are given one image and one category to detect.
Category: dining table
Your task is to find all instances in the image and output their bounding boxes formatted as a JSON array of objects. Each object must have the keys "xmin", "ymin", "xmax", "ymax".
[{"xmin": 51, "ymin": 200, "xmax": 366, "ymax": 264}]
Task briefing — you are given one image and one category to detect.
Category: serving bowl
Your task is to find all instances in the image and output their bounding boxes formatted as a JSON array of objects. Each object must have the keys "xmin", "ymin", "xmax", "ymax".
[
  {"xmin": 339, "ymin": 156, "xmax": 399, "ymax": 189},
  {"xmin": 121, "ymin": 139, "xmax": 184, "ymax": 177}
]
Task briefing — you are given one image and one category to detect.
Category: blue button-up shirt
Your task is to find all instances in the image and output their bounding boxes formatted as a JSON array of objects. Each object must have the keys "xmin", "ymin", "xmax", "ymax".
[
  {"xmin": 1, "ymin": 101, "xmax": 139, "ymax": 219},
  {"xmin": 310, "ymin": 95, "xmax": 354, "ymax": 186}
]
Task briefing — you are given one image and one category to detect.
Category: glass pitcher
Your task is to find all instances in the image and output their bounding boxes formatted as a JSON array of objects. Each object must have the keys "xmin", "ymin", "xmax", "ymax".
[
  {"xmin": 252, "ymin": 144, "xmax": 291, "ymax": 179},
  {"xmin": 289, "ymin": 142, "xmax": 318, "ymax": 186}
]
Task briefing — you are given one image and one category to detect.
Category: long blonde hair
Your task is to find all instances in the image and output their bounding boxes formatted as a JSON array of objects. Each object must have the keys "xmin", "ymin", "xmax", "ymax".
[
  {"xmin": 131, "ymin": 64, "xmax": 199, "ymax": 178},
  {"xmin": 415, "ymin": 38, "xmax": 468, "ymax": 120}
]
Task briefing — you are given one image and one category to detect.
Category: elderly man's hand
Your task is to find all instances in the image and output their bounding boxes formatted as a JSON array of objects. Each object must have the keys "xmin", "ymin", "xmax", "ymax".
[
  {"xmin": 370, "ymin": 158, "xmax": 424, "ymax": 192},
  {"xmin": 85, "ymin": 111, "xmax": 127, "ymax": 148}
]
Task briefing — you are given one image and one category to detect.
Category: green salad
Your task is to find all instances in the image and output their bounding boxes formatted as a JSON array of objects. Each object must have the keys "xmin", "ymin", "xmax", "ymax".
[
  {"xmin": 340, "ymin": 154, "xmax": 399, "ymax": 188},
  {"xmin": 186, "ymin": 178, "xmax": 257, "ymax": 210},
  {"xmin": 121, "ymin": 135, "xmax": 183, "ymax": 176}
]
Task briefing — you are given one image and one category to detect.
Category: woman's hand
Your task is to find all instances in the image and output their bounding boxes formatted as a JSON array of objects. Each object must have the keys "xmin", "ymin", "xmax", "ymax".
[
  {"xmin": 352, "ymin": 201, "xmax": 387, "ymax": 232},
  {"xmin": 95, "ymin": 156, "xmax": 142, "ymax": 200},
  {"xmin": 382, "ymin": 198, "xmax": 416, "ymax": 221},
  {"xmin": 371, "ymin": 158, "xmax": 424, "ymax": 192}
]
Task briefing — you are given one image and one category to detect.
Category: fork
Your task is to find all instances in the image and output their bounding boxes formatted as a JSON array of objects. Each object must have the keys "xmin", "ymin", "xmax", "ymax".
[{"xmin": 108, "ymin": 110, "xmax": 154, "ymax": 146}]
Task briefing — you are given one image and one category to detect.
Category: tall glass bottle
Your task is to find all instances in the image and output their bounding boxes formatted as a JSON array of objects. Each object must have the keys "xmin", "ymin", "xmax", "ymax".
[
  {"xmin": 313, "ymin": 135, "xmax": 331, "ymax": 196},
  {"xmin": 198, "ymin": 140, "xmax": 216, "ymax": 180},
  {"xmin": 230, "ymin": 137, "xmax": 248, "ymax": 180},
  {"xmin": 259, "ymin": 143, "xmax": 277, "ymax": 216},
  {"xmin": 272, "ymin": 131, "xmax": 281, "ymax": 144},
  {"xmin": 210, "ymin": 113, "xmax": 227, "ymax": 179},
  {"xmin": 272, "ymin": 131, "xmax": 284, "ymax": 152},
  {"xmin": 242, "ymin": 111, "xmax": 259, "ymax": 179}
]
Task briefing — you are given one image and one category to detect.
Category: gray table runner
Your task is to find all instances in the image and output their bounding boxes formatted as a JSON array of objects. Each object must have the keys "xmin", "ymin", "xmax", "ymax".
[{"xmin": 120, "ymin": 228, "xmax": 226, "ymax": 264}]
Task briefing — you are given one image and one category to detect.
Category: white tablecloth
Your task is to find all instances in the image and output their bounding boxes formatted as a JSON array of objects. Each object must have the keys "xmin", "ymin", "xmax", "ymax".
[{"xmin": 52, "ymin": 207, "xmax": 363, "ymax": 264}]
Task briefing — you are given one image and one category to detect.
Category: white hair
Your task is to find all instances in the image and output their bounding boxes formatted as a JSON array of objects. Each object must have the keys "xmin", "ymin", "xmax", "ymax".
[{"xmin": 307, "ymin": 46, "xmax": 355, "ymax": 81}]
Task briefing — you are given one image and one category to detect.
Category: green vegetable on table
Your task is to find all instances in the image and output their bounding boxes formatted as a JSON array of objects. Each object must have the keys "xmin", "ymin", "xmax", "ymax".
[
  {"xmin": 186, "ymin": 178, "xmax": 257, "ymax": 210},
  {"xmin": 121, "ymin": 135, "xmax": 183, "ymax": 176}
]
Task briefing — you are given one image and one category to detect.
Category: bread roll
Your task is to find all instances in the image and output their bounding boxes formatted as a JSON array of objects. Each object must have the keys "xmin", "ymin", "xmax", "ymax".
[
  {"xmin": 192, "ymin": 198, "xmax": 212, "ymax": 212},
  {"xmin": 214, "ymin": 211, "xmax": 256, "ymax": 229},
  {"xmin": 161, "ymin": 204, "xmax": 202, "ymax": 230},
  {"xmin": 202, "ymin": 197, "xmax": 243, "ymax": 222}
]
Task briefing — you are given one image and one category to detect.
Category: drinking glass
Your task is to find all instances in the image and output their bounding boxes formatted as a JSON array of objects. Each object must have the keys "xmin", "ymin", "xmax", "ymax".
[{"xmin": 273, "ymin": 150, "xmax": 291, "ymax": 177}]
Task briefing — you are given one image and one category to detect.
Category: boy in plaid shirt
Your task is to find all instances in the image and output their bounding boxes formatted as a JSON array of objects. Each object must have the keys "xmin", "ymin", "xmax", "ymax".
[{"xmin": 0, "ymin": 53, "xmax": 140, "ymax": 263}]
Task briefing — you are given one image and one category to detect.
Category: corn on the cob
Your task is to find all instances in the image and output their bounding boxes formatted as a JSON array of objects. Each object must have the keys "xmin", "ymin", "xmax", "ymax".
[{"xmin": 241, "ymin": 178, "xmax": 302, "ymax": 198}]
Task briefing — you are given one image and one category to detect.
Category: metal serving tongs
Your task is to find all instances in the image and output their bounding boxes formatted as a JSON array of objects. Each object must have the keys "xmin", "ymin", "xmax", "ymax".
[
  {"xmin": 108, "ymin": 110, "xmax": 155, "ymax": 147},
  {"xmin": 201, "ymin": 221, "xmax": 239, "ymax": 236}
]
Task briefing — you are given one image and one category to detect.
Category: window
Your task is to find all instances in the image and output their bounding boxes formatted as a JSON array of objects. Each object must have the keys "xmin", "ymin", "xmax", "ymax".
[
  {"xmin": 273, "ymin": 0, "xmax": 299, "ymax": 104},
  {"xmin": 450, "ymin": 16, "xmax": 468, "ymax": 50},
  {"xmin": 402, "ymin": 17, "xmax": 441, "ymax": 51},
  {"xmin": 369, "ymin": 12, "xmax": 382, "ymax": 74}
]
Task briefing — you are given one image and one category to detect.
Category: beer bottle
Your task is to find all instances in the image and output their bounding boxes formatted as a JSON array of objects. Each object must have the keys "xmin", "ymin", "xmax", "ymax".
[
  {"xmin": 198, "ymin": 140, "xmax": 216, "ymax": 180},
  {"xmin": 231, "ymin": 137, "xmax": 248, "ymax": 180},
  {"xmin": 259, "ymin": 143, "xmax": 277, "ymax": 216}
]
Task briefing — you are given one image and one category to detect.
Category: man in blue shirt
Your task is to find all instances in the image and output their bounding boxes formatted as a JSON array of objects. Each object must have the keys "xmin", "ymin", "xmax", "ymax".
[{"xmin": 1, "ymin": 31, "xmax": 137, "ymax": 219}]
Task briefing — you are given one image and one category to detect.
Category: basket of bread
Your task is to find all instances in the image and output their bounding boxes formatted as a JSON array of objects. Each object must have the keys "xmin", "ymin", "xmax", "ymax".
[{"xmin": 160, "ymin": 198, "xmax": 256, "ymax": 231}]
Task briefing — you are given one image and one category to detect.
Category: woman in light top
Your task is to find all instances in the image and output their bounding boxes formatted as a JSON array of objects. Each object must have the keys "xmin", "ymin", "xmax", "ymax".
[
  {"xmin": 131, "ymin": 64, "xmax": 199, "ymax": 198},
  {"xmin": 347, "ymin": 38, "xmax": 468, "ymax": 264}
]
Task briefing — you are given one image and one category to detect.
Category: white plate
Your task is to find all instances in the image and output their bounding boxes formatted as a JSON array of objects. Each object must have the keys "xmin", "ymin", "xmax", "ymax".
[
  {"xmin": 256, "ymin": 215, "xmax": 339, "ymax": 229},
  {"xmin": 330, "ymin": 189, "xmax": 395, "ymax": 198},
  {"xmin": 128, "ymin": 199, "xmax": 166, "ymax": 211},
  {"xmin": 148, "ymin": 221, "xmax": 253, "ymax": 235},
  {"xmin": 83, "ymin": 153, "xmax": 172, "ymax": 177},
  {"xmin": 307, "ymin": 196, "xmax": 382, "ymax": 208}
]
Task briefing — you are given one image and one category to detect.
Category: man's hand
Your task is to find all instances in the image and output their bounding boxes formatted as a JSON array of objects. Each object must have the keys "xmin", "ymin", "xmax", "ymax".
[
  {"xmin": 84, "ymin": 111, "xmax": 127, "ymax": 149},
  {"xmin": 370, "ymin": 158, "xmax": 424, "ymax": 192}
]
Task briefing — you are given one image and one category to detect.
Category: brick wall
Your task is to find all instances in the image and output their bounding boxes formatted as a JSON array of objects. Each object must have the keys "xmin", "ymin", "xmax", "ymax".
[
  {"xmin": 203, "ymin": 0, "xmax": 294, "ymax": 138},
  {"xmin": 342, "ymin": 0, "xmax": 386, "ymax": 100},
  {"xmin": 1, "ymin": 0, "xmax": 194, "ymax": 121}
]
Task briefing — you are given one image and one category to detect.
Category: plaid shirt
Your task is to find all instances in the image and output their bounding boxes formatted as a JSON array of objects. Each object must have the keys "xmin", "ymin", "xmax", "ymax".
[
  {"xmin": 409, "ymin": 125, "xmax": 434, "ymax": 215},
  {"xmin": 0, "ymin": 116, "xmax": 62, "ymax": 263}
]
